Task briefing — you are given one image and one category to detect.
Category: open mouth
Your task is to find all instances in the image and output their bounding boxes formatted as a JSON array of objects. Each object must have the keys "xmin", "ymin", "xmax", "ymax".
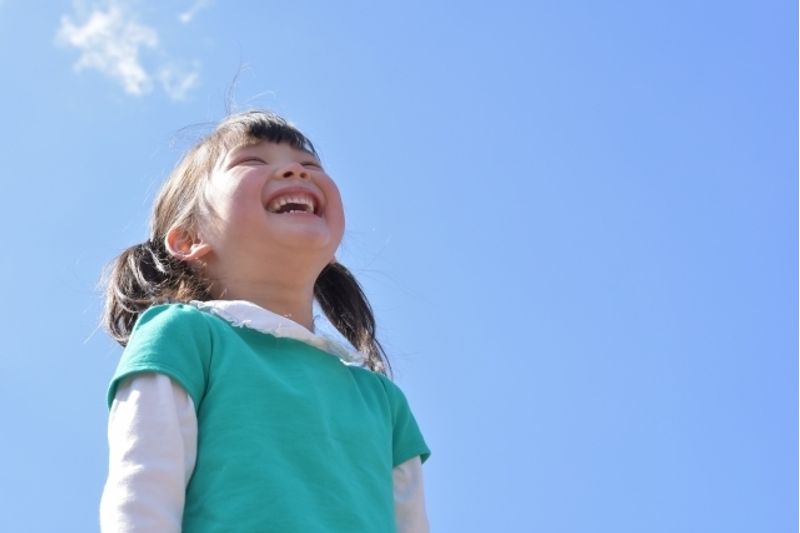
[{"xmin": 265, "ymin": 192, "xmax": 319, "ymax": 215}]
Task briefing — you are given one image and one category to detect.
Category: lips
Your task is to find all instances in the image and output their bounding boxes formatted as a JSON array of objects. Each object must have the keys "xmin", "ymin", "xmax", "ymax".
[{"xmin": 264, "ymin": 187, "xmax": 323, "ymax": 216}]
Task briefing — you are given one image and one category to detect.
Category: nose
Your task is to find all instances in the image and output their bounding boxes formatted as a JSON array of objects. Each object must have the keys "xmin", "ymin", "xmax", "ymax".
[{"xmin": 276, "ymin": 162, "xmax": 309, "ymax": 180}]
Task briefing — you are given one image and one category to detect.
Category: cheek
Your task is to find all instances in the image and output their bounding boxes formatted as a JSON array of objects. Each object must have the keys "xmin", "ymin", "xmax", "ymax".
[
  {"xmin": 326, "ymin": 184, "xmax": 346, "ymax": 234},
  {"xmin": 208, "ymin": 168, "xmax": 263, "ymax": 200},
  {"xmin": 203, "ymin": 178, "xmax": 264, "ymax": 237}
]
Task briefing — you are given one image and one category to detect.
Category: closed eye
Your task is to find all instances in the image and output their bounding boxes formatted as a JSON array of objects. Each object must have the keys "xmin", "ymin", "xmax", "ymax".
[
  {"xmin": 302, "ymin": 161, "xmax": 322, "ymax": 169},
  {"xmin": 241, "ymin": 157, "xmax": 267, "ymax": 164},
  {"xmin": 231, "ymin": 157, "xmax": 267, "ymax": 167}
]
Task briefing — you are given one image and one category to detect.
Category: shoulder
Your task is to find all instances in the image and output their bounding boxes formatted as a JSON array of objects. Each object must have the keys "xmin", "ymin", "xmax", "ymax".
[
  {"xmin": 127, "ymin": 302, "xmax": 245, "ymax": 348},
  {"xmin": 109, "ymin": 303, "xmax": 218, "ymax": 409},
  {"xmin": 347, "ymin": 369, "xmax": 431, "ymax": 465},
  {"xmin": 345, "ymin": 363, "xmax": 388, "ymax": 387},
  {"xmin": 130, "ymin": 302, "xmax": 213, "ymax": 340},
  {"xmin": 344, "ymin": 366, "xmax": 410, "ymax": 412}
]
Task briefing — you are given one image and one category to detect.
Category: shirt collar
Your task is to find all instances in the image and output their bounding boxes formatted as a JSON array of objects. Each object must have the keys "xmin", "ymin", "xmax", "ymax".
[{"xmin": 189, "ymin": 299, "xmax": 362, "ymax": 364}]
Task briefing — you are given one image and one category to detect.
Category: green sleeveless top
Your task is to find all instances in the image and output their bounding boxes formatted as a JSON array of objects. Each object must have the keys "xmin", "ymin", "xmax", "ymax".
[{"xmin": 108, "ymin": 303, "xmax": 430, "ymax": 532}]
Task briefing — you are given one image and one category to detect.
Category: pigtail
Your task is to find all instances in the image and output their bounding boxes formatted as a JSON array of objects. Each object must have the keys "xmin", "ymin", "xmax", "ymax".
[
  {"xmin": 103, "ymin": 239, "xmax": 211, "ymax": 346},
  {"xmin": 315, "ymin": 263, "xmax": 391, "ymax": 377}
]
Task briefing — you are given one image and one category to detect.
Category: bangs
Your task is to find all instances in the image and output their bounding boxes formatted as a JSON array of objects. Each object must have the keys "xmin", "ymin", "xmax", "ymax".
[{"xmin": 215, "ymin": 111, "xmax": 317, "ymax": 157}]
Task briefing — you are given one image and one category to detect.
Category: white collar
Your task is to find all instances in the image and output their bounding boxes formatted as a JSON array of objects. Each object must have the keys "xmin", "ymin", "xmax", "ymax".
[{"xmin": 189, "ymin": 299, "xmax": 362, "ymax": 364}]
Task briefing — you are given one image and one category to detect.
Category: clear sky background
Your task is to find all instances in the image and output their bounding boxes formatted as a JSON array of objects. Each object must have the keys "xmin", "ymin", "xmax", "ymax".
[{"xmin": 0, "ymin": 1, "xmax": 796, "ymax": 532}]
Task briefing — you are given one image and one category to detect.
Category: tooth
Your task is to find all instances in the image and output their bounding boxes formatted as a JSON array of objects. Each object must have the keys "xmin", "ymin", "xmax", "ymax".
[{"xmin": 267, "ymin": 192, "xmax": 318, "ymax": 214}]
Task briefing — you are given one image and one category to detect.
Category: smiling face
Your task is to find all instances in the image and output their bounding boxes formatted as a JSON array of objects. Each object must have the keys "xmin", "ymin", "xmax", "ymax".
[{"xmin": 189, "ymin": 140, "xmax": 345, "ymax": 292}]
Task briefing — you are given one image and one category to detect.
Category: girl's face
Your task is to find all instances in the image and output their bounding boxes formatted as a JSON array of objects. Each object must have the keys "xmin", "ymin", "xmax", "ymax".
[{"xmin": 196, "ymin": 140, "xmax": 345, "ymax": 284}]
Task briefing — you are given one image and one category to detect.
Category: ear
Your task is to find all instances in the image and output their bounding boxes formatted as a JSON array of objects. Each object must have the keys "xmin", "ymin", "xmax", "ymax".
[{"xmin": 165, "ymin": 226, "xmax": 213, "ymax": 262}]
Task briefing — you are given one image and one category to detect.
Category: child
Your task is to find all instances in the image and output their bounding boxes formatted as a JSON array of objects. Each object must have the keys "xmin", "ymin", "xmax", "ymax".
[{"xmin": 99, "ymin": 110, "xmax": 431, "ymax": 532}]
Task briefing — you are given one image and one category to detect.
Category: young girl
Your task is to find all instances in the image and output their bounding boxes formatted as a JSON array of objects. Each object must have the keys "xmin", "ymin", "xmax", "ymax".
[{"xmin": 99, "ymin": 110, "xmax": 431, "ymax": 532}]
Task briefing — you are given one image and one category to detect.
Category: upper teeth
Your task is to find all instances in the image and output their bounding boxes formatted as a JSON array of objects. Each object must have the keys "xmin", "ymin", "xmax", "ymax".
[{"xmin": 267, "ymin": 193, "xmax": 317, "ymax": 214}]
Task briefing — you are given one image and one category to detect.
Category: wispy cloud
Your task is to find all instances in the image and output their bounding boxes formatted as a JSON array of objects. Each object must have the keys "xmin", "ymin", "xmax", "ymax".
[
  {"xmin": 178, "ymin": 0, "xmax": 213, "ymax": 24},
  {"xmin": 56, "ymin": 3, "xmax": 158, "ymax": 96},
  {"xmin": 159, "ymin": 63, "xmax": 200, "ymax": 101},
  {"xmin": 56, "ymin": 1, "xmax": 203, "ymax": 101}
]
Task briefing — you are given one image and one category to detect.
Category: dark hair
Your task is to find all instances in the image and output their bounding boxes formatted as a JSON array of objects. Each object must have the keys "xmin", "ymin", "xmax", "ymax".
[{"xmin": 103, "ymin": 110, "xmax": 390, "ymax": 375}]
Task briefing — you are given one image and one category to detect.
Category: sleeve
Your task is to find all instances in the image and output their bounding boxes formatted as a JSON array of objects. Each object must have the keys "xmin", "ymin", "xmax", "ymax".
[
  {"xmin": 107, "ymin": 304, "xmax": 212, "ymax": 411},
  {"xmin": 379, "ymin": 376, "xmax": 431, "ymax": 467},
  {"xmin": 100, "ymin": 373, "xmax": 198, "ymax": 532},
  {"xmin": 393, "ymin": 456, "xmax": 430, "ymax": 533}
]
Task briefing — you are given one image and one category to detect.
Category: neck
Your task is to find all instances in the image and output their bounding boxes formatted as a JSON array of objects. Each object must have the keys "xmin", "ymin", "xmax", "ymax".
[
  {"xmin": 212, "ymin": 280, "xmax": 316, "ymax": 331},
  {"xmin": 202, "ymin": 248, "xmax": 330, "ymax": 332}
]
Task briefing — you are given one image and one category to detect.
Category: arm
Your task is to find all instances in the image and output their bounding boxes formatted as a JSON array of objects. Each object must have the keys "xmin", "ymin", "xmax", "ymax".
[
  {"xmin": 100, "ymin": 373, "xmax": 198, "ymax": 533},
  {"xmin": 393, "ymin": 456, "xmax": 430, "ymax": 533}
]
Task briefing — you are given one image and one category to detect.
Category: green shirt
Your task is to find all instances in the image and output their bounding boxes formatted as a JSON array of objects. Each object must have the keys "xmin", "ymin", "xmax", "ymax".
[{"xmin": 108, "ymin": 303, "xmax": 430, "ymax": 532}]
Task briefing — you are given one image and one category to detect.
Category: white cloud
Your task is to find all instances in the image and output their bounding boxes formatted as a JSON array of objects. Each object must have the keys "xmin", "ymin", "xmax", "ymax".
[
  {"xmin": 56, "ymin": 1, "xmax": 206, "ymax": 100},
  {"xmin": 178, "ymin": 0, "xmax": 212, "ymax": 24},
  {"xmin": 159, "ymin": 64, "xmax": 200, "ymax": 101},
  {"xmin": 56, "ymin": 3, "xmax": 158, "ymax": 96}
]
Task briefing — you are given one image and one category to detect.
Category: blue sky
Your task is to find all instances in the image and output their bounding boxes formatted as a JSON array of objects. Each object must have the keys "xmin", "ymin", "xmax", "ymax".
[{"xmin": 0, "ymin": 1, "xmax": 796, "ymax": 531}]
